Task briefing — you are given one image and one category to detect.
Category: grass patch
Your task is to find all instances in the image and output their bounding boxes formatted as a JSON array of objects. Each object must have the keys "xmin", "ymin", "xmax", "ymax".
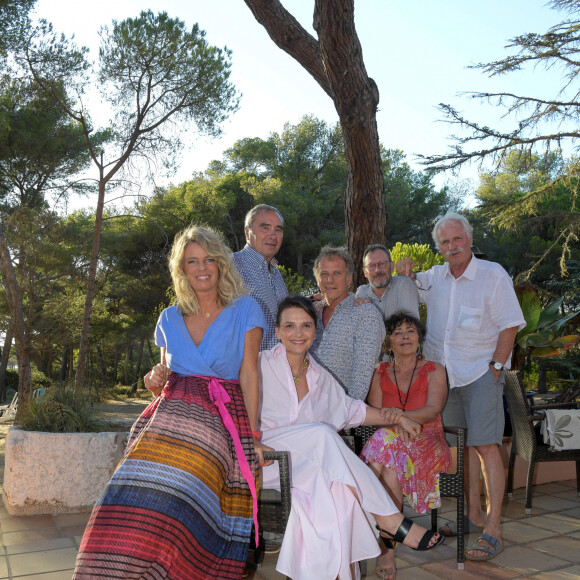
[{"xmin": 101, "ymin": 384, "xmax": 151, "ymax": 400}]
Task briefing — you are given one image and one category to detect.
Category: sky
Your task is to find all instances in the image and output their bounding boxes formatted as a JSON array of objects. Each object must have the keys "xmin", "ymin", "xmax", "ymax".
[{"xmin": 32, "ymin": 0, "xmax": 565, "ymax": 208}]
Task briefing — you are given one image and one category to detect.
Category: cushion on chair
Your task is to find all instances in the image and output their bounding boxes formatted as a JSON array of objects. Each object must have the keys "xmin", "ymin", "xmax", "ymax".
[{"xmin": 540, "ymin": 409, "xmax": 580, "ymax": 451}]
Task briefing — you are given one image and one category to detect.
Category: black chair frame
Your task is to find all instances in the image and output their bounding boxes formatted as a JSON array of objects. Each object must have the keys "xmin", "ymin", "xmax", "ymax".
[
  {"xmin": 352, "ymin": 424, "xmax": 465, "ymax": 568},
  {"xmin": 504, "ymin": 370, "xmax": 580, "ymax": 514}
]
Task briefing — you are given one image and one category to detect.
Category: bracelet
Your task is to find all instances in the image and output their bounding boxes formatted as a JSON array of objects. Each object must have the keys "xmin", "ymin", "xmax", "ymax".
[{"xmin": 252, "ymin": 430, "xmax": 261, "ymax": 440}]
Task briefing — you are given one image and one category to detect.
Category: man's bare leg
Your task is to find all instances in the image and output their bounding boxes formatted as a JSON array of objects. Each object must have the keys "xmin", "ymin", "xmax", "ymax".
[
  {"xmin": 439, "ymin": 445, "xmax": 485, "ymax": 535},
  {"xmin": 466, "ymin": 444, "xmax": 504, "ymax": 558},
  {"xmin": 466, "ymin": 446, "xmax": 485, "ymax": 526}
]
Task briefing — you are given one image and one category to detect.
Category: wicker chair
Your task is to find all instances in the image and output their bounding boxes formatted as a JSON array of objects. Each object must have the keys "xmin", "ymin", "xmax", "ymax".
[
  {"xmin": 352, "ymin": 424, "xmax": 465, "ymax": 568},
  {"xmin": 504, "ymin": 370, "xmax": 580, "ymax": 514},
  {"xmin": 251, "ymin": 450, "xmax": 291, "ymax": 571}
]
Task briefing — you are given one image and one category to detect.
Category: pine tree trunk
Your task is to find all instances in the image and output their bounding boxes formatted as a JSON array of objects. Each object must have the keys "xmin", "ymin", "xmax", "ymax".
[
  {"xmin": 243, "ymin": 0, "xmax": 387, "ymax": 284},
  {"xmin": 75, "ymin": 174, "xmax": 106, "ymax": 388},
  {"xmin": 0, "ymin": 322, "xmax": 14, "ymax": 402},
  {"xmin": 59, "ymin": 344, "xmax": 69, "ymax": 388},
  {"xmin": 537, "ymin": 361, "xmax": 548, "ymax": 394},
  {"xmin": 0, "ymin": 225, "xmax": 32, "ymax": 407},
  {"xmin": 132, "ymin": 339, "xmax": 145, "ymax": 393}
]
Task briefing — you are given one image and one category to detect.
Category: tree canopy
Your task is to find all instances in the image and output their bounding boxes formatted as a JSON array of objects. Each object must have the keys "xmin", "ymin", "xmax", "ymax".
[
  {"xmin": 20, "ymin": 9, "xmax": 240, "ymax": 387},
  {"xmin": 422, "ymin": 0, "xmax": 580, "ymax": 172}
]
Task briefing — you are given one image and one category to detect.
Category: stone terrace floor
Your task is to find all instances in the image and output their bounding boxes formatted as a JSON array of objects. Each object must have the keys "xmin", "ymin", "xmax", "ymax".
[
  {"xmin": 0, "ymin": 480, "xmax": 578, "ymax": 579},
  {"xmin": 1, "ymin": 396, "xmax": 579, "ymax": 579}
]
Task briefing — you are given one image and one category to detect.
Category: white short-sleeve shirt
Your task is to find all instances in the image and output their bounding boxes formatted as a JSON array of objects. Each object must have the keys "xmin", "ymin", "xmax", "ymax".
[{"xmin": 417, "ymin": 255, "xmax": 525, "ymax": 389}]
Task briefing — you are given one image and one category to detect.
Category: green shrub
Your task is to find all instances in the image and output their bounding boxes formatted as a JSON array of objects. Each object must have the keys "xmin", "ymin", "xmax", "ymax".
[
  {"xmin": 31, "ymin": 368, "xmax": 52, "ymax": 388},
  {"xmin": 390, "ymin": 242, "xmax": 444, "ymax": 273},
  {"xmin": 16, "ymin": 388, "xmax": 105, "ymax": 433},
  {"xmin": 278, "ymin": 265, "xmax": 317, "ymax": 295},
  {"xmin": 522, "ymin": 360, "xmax": 570, "ymax": 392},
  {"xmin": 3, "ymin": 367, "xmax": 52, "ymax": 392},
  {"xmin": 4, "ymin": 369, "xmax": 18, "ymax": 391}
]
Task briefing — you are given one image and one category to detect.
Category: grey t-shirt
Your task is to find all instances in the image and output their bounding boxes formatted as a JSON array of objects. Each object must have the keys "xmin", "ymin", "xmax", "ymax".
[{"xmin": 355, "ymin": 276, "xmax": 419, "ymax": 320}]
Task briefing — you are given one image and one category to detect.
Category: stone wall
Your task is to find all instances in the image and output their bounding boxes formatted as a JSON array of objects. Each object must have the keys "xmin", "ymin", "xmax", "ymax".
[{"xmin": 3, "ymin": 426, "xmax": 129, "ymax": 516}]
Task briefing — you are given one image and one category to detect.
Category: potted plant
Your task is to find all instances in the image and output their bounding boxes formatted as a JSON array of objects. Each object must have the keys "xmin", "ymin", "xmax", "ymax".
[{"xmin": 3, "ymin": 388, "xmax": 132, "ymax": 516}]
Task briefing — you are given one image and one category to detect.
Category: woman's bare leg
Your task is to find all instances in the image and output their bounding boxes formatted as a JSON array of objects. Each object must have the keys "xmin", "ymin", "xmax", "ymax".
[
  {"xmin": 372, "ymin": 463, "xmax": 404, "ymax": 511},
  {"xmin": 368, "ymin": 463, "xmax": 441, "ymax": 549},
  {"xmin": 347, "ymin": 470, "xmax": 440, "ymax": 551},
  {"xmin": 370, "ymin": 463, "xmax": 402, "ymax": 576}
]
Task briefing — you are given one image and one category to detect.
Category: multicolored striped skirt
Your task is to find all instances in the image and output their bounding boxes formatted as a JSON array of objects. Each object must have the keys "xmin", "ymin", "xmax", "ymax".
[{"xmin": 73, "ymin": 373, "xmax": 258, "ymax": 579}]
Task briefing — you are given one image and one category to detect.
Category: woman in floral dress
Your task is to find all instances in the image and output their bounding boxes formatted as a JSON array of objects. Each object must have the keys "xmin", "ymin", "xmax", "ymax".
[{"xmin": 361, "ymin": 312, "xmax": 452, "ymax": 580}]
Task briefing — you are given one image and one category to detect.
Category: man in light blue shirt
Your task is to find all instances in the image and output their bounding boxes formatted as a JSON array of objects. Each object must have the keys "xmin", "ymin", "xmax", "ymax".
[{"xmin": 233, "ymin": 205, "xmax": 289, "ymax": 351}]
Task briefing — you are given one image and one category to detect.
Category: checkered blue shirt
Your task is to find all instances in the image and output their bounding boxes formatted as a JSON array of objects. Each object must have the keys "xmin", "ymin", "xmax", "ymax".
[{"xmin": 233, "ymin": 245, "xmax": 288, "ymax": 351}]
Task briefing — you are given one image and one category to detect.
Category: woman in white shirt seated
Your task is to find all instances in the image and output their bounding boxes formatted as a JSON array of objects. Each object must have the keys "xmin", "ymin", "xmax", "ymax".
[{"xmin": 258, "ymin": 296, "xmax": 444, "ymax": 580}]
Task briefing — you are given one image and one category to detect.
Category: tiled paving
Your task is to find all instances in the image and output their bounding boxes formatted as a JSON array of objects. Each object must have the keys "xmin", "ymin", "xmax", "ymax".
[{"xmin": 0, "ymin": 479, "xmax": 578, "ymax": 579}]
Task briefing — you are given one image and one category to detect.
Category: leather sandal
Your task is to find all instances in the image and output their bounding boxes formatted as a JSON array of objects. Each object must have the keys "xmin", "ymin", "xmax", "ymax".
[
  {"xmin": 377, "ymin": 517, "xmax": 445, "ymax": 551},
  {"xmin": 375, "ymin": 564, "xmax": 397, "ymax": 580}
]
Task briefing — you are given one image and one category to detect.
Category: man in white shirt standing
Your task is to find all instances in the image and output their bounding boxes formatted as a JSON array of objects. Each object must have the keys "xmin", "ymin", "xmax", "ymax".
[{"xmin": 397, "ymin": 212, "xmax": 525, "ymax": 562}]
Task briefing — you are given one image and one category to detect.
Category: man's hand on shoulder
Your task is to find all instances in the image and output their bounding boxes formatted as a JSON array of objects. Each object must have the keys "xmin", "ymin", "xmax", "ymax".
[{"xmin": 354, "ymin": 297, "xmax": 371, "ymax": 307}]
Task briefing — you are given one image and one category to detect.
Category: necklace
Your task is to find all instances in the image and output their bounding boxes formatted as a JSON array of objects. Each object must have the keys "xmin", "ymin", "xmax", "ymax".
[
  {"xmin": 292, "ymin": 357, "xmax": 310, "ymax": 385},
  {"xmin": 200, "ymin": 306, "xmax": 218, "ymax": 318},
  {"xmin": 392, "ymin": 359, "xmax": 418, "ymax": 410}
]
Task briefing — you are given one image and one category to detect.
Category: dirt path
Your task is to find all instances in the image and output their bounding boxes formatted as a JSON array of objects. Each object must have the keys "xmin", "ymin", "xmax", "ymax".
[{"xmin": 93, "ymin": 397, "xmax": 151, "ymax": 420}]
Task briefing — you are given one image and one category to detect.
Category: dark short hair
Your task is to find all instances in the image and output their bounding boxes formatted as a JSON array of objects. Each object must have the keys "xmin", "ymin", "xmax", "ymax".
[
  {"xmin": 244, "ymin": 204, "xmax": 284, "ymax": 229},
  {"xmin": 275, "ymin": 295, "xmax": 317, "ymax": 326},
  {"xmin": 384, "ymin": 311, "xmax": 426, "ymax": 344},
  {"xmin": 362, "ymin": 244, "xmax": 391, "ymax": 262}
]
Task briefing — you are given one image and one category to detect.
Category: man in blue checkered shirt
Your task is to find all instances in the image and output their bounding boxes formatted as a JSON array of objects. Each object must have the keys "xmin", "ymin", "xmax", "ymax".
[{"xmin": 233, "ymin": 205, "xmax": 289, "ymax": 351}]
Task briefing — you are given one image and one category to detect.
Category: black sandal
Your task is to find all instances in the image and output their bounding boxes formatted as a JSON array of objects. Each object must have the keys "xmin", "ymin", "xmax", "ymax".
[
  {"xmin": 377, "ymin": 517, "xmax": 445, "ymax": 551},
  {"xmin": 380, "ymin": 537, "xmax": 397, "ymax": 550}
]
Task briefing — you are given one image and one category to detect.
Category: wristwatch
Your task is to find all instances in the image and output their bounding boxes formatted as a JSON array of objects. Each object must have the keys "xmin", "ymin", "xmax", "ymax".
[{"xmin": 489, "ymin": 360, "xmax": 504, "ymax": 371}]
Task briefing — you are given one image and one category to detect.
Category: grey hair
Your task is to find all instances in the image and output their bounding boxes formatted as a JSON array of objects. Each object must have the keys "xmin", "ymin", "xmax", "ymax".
[
  {"xmin": 362, "ymin": 244, "xmax": 391, "ymax": 262},
  {"xmin": 313, "ymin": 245, "xmax": 354, "ymax": 277},
  {"xmin": 244, "ymin": 204, "xmax": 284, "ymax": 229},
  {"xmin": 432, "ymin": 212, "xmax": 473, "ymax": 250}
]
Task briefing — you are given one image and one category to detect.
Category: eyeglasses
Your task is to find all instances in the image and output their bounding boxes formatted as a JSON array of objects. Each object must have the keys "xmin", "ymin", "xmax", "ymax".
[{"xmin": 363, "ymin": 261, "xmax": 390, "ymax": 271}]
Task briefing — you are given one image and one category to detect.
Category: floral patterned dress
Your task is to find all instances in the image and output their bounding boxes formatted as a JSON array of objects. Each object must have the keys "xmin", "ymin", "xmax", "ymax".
[{"xmin": 360, "ymin": 361, "xmax": 452, "ymax": 513}]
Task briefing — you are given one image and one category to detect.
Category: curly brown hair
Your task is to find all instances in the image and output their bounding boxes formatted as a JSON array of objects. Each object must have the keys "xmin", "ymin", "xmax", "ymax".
[{"xmin": 384, "ymin": 311, "xmax": 426, "ymax": 350}]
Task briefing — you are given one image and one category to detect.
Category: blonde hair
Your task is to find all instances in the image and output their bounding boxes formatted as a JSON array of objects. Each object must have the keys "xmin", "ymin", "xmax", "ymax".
[{"xmin": 168, "ymin": 225, "xmax": 245, "ymax": 315}]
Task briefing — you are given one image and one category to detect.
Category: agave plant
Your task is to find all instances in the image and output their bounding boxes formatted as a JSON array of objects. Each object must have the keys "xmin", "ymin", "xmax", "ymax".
[{"xmin": 512, "ymin": 282, "xmax": 580, "ymax": 371}]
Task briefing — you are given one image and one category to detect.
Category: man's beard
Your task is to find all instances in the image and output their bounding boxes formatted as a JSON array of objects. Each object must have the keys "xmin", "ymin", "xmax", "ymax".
[{"xmin": 371, "ymin": 277, "xmax": 390, "ymax": 289}]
